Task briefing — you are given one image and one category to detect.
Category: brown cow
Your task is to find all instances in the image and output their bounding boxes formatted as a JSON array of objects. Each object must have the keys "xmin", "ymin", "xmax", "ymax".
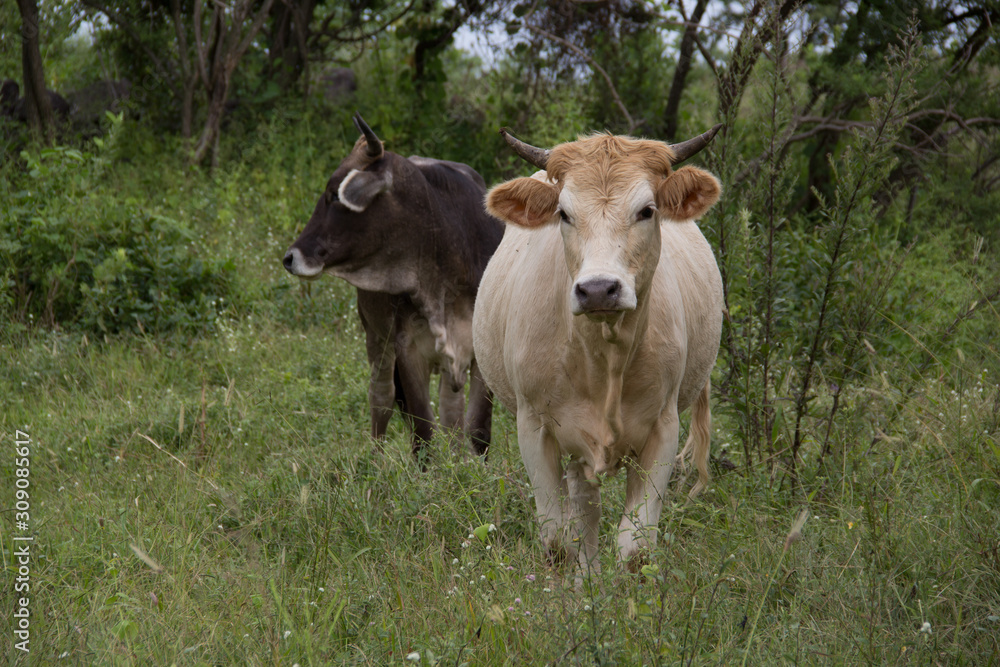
[{"xmin": 284, "ymin": 113, "xmax": 502, "ymax": 458}]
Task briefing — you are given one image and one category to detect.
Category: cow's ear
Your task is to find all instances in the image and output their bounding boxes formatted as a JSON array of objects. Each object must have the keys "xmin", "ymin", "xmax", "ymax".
[
  {"xmin": 486, "ymin": 177, "xmax": 560, "ymax": 228},
  {"xmin": 656, "ymin": 166, "xmax": 721, "ymax": 221},
  {"xmin": 338, "ymin": 168, "xmax": 393, "ymax": 213}
]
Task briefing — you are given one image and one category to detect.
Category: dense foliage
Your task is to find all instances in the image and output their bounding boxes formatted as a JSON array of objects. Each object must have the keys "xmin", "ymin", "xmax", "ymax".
[
  {"xmin": 1, "ymin": 127, "xmax": 236, "ymax": 336},
  {"xmin": 1, "ymin": 0, "xmax": 998, "ymax": 663}
]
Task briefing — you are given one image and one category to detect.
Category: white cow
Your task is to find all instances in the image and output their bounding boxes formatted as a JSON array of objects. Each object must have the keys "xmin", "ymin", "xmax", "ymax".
[{"xmin": 474, "ymin": 127, "xmax": 724, "ymax": 572}]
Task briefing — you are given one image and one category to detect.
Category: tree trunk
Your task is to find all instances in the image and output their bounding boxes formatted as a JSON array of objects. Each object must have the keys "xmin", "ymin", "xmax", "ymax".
[
  {"xmin": 189, "ymin": 0, "xmax": 275, "ymax": 166},
  {"xmin": 171, "ymin": 0, "xmax": 197, "ymax": 139},
  {"xmin": 16, "ymin": 0, "xmax": 56, "ymax": 144},
  {"xmin": 267, "ymin": 0, "xmax": 316, "ymax": 94},
  {"xmin": 663, "ymin": 0, "xmax": 709, "ymax": 141},
  {"xmin": 191, "ymin": 68, "xmax": 231, "ymax": 166}
]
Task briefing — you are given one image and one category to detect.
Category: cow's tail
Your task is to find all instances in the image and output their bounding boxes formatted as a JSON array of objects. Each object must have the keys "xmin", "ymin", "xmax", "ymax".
[{"xmin": 678, "ymin": 379, "xmax": 711, "ymax": 498}]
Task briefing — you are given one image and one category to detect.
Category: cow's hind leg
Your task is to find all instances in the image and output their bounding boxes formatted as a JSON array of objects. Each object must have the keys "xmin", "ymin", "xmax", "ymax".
[
  {"xmin": 617, "ymin": 408, "xmax": 679, "ymax": 567},
  {"xmin": 565, "ymin": 459, "xmax": 602, "ymax": 582},
  {"xmin": 394, "ymin": 346, "xmax": 435, "ymax": 463},
  {"xmin": 437, "ymin": 369, "xmax": 466, "ymax": 451},
  {"xmin": 464, "ymin": 360, "xmax": 492, "ymax": 457}
]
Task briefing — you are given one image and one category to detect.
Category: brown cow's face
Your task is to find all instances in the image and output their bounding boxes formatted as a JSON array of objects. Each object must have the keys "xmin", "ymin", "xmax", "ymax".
[
  {"xmin": 486, "ymin": 135, "xmax": 721, "ymax": 321},
  {"xmin": 283, "ymin": 137, "xmax": 396, "ymax": 279}
]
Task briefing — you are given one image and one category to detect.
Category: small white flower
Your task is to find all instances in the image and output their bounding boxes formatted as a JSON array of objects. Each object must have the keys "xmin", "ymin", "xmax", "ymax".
[
  {"xmin": 920, "ymin": 622, "xmax": 932, "ymax": 634},
  {"xmin": 452, "ymin": 558, "xmax": 459, "ymax": 565},
  {"xmin": 461, "ymin": 540, "xmax": 471, "ymax": 549},
  {"xmin": 584, "ymin": 605, "xmax": 592, "ymax": 611},
  {"xmin": 283, "ymin": 630, "xmax": 292, "ymax": 639},
  {"xmin": 406, "ymin": 651, "xmax": 421, "ymax": 661},
  {"xmin": 488, "ymin": 524, "xmax": 496, "ymax": 532},
  {"xmin": 486, "ymin": 545, "xmax": 492, "ymax": 551}
]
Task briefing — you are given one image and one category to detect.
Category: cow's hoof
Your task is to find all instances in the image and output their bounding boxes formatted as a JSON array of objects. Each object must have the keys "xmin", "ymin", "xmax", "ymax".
[
  {"xmin": 545, "ymin": 543, "xmax": 573, "ymax": 569},
  {"xmin": 624, "ymin": 549, "xmax": 651, "ymax": 574}
]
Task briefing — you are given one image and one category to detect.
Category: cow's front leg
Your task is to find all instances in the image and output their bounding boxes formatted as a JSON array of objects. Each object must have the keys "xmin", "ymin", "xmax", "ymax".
[
  {"xmin": 362, "ymin": 330, "xmax": 397, "ymax": 442},
  {"xmin": 565, "ymin": 459, "xmax": 602, "ymax": 579},
  {"xmin": 368, "ymin": 360, "xmax": 396, "ymax": 442},
  {"xmin": 617, "ymin": 408, "xmax": 679, "ymax": 566},
  {"xmin": 517, "ymin": 407, "xmax": 570, "ymax": 565},
  {"xmin": 358, "ymin": 290, "xmax": 398, "ymax": 442}
]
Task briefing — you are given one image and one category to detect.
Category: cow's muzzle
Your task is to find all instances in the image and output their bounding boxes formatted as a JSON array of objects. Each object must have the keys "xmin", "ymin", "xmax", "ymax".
[
  {"xmin": 572, "ymin": 276, "xmax": 635, "ymax": 316},
  {"xmin": 282, "ymin": 247, "xmax": 323, "ymax": 278}
]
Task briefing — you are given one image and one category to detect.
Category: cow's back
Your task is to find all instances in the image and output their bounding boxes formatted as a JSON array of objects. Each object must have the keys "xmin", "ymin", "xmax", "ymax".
[{"xmin": 408, "ymin": 156, "xmax": 503, "ymax": 289}]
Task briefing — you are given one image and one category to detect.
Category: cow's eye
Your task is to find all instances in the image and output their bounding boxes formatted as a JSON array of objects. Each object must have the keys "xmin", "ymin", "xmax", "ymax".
[
  {"xmin": 559, "ymin": 209, "xmax": 572, "ymax": 225},
  {"xmin": 325, "ymin": 189, "xmax": 340, "ymax": 205},
  {"xmin": 638, "ymin": 206, "xmax": 656, "ymax": 220}
]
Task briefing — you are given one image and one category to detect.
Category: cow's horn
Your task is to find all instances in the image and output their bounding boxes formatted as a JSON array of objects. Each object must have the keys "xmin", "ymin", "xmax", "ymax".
[
  {"xmin": 353, "ymin": 112, "xmax": 383, "ymax": 159},
  {"xmin": 669, "ymin": 123, "xmax": 723, "ymax": 165},
  {"xmin": 500, "ymin": 127, "xmax": 550, "ymax": 170}
]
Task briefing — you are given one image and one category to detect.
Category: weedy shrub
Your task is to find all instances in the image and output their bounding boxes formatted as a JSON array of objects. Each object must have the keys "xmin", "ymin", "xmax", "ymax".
[
  {"xmin": 703, "ymin": 20, "xmax": 997, "ymax": 485},
  {"xmin": 0, "ymin": 121, "xmax": 237, "ymax": 337}
]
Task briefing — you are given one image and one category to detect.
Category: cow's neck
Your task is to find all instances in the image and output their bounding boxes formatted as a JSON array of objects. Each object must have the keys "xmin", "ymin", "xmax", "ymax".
[
  {"xmin": 332, "ymin": 255, "xmax": 474, "ymax": 384},
  {"xmin": 327, "ymin": 259, "xmax": 420, "ymax": 296},
  {"xmin": 410, "ymin": 271, "xmax": 477, "ymax": 386},
  {"xmin": 566, "ymin": 294, "xmax": 650, "ymax": 455}
]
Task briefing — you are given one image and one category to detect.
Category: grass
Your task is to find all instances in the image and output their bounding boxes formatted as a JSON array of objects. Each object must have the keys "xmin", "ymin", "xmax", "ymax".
[
  {"xmin": 4, "ymin": 303, "xmax": 999, "ymax": 665},
  {"xmin": 2, "ymin": 117, "xmax": 999, "ymax": 665}
]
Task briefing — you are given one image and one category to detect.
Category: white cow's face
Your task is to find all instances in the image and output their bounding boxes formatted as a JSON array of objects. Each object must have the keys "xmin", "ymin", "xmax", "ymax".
[
  {"xmin": 557, "ymin": 175, "xmax": 659, "ymax": 319},
  {"xmin": 486, "ymin": 135, "xmax": 721, "ymax": 321}
]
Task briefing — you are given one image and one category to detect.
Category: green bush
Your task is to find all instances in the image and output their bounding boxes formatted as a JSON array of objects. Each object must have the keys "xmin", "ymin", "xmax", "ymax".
[{"xmin": 0, "ymin": 132, "xmax": 236, "ymax": 337}]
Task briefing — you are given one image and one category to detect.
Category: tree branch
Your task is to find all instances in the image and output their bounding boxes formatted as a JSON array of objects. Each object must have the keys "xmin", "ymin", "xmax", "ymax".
[
  {"xmin": 524, "ymin": 23, "xmax": 639, "ymax": 132},
  {"xmin": 310, "ymin": 0, "xmax": 417, "ymax": 48}
]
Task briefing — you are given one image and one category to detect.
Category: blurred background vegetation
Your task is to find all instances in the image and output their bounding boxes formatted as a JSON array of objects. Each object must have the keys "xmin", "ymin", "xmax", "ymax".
[{"xmin": 2, "ymin": 1, "xmax": 999, "ymax": 662}]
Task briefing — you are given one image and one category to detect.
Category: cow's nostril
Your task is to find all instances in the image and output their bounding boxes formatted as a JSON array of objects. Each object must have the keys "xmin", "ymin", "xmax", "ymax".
[
  {"xmin": 575, "ymin": 277, "xmax": 623, "ymax": 312},
  {"xmin": 282, "ymin": 251, "xmax": 294, "ymax": 271}
]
